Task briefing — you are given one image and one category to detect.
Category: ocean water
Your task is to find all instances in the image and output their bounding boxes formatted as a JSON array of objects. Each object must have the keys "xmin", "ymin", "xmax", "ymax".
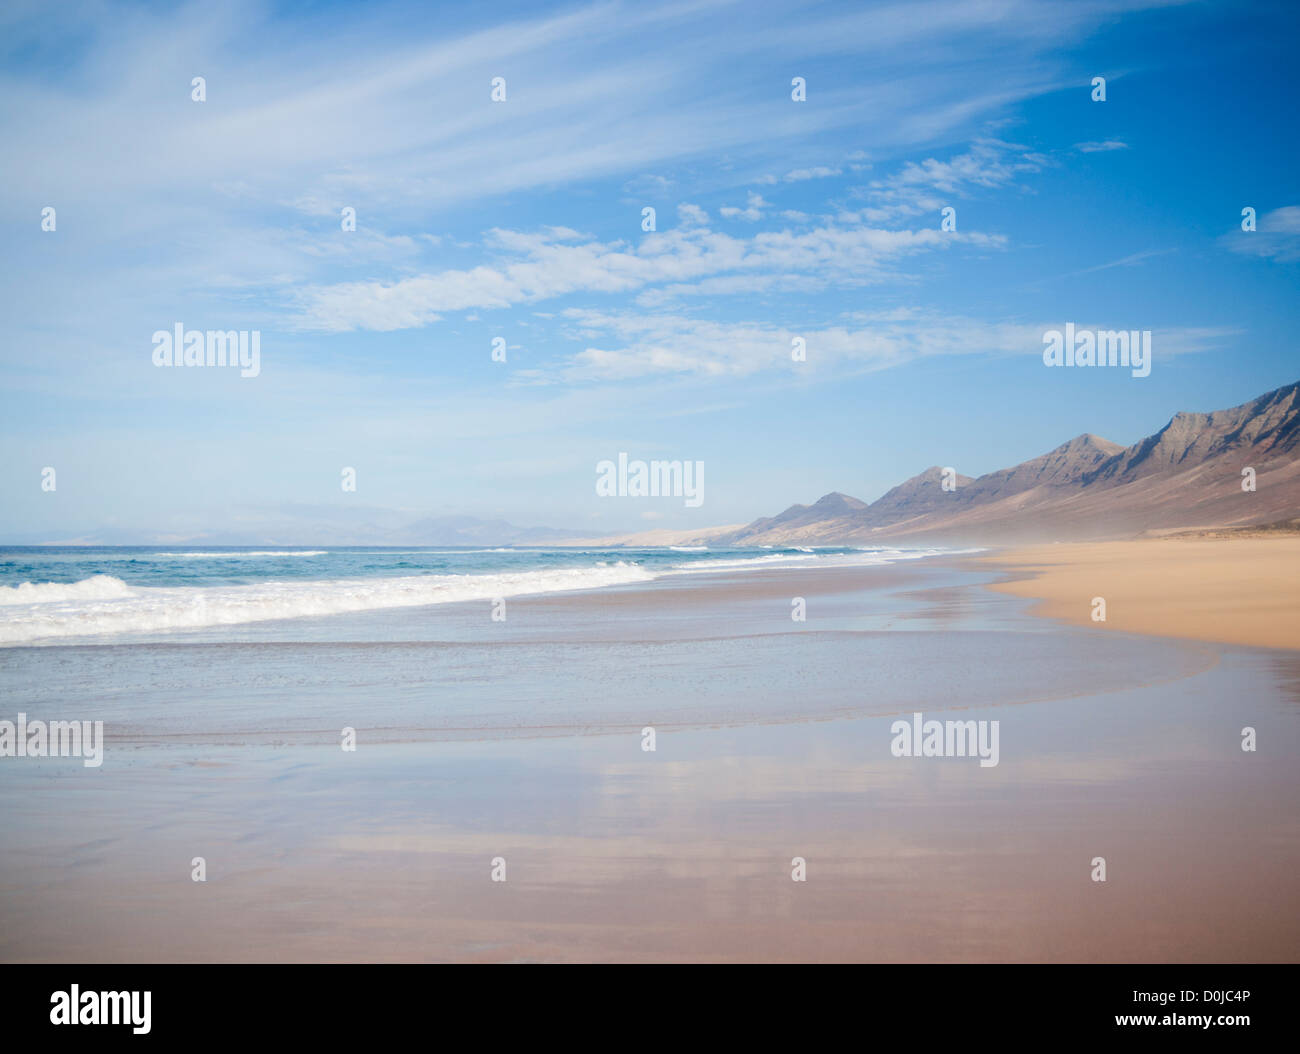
[
  {"xmin": 0, "ymin": 545, "xmax": 958, "ymax": 646},
  {"xmin": 0, "ymin": 545, "xmax": 1220, "ymax": 746}
]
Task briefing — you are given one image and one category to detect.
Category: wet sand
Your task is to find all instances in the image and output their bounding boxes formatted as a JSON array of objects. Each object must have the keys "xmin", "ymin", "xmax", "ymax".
[
  {"xmin": 2, "ymin": 557, "xmax": 1298, "ymax": 962},
  {"xmin": 983, "ymin": 537, "xmax": 1300, "ymax": 651}
]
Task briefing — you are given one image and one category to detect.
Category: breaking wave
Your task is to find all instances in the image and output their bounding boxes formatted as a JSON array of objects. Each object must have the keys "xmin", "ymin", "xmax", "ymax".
[{"xmin": 0, "ymin": 564, "xmax": 654, "ymax": 644}]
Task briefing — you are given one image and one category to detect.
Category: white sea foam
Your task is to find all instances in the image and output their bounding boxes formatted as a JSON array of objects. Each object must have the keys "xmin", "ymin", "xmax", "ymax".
[
  {"xmin": 0, "ymin": 575, "xmax": 135, "ymax": 606},
  {"xmin": 0, "ymin": 548, "xmax": 965, "ymax": 644},
  {"xmin": 664, "ymin": 552, "xmax": 821, "ymax": 572},
  {"xmin": 0, "ymin": 564, "xmax": 655, "ymax": 644}
]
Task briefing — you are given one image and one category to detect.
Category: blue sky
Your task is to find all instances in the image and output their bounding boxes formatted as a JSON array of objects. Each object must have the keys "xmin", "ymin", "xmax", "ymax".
[{"xmin": 1, "ymin": 0, "xmax": 1297, "ymax": 541}]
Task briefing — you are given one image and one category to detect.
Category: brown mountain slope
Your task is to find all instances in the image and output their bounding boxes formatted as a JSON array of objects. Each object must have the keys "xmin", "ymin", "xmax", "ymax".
[
  {"xmin": 718, "ymin": 380, "xmax": 1300, "ymax": 545},
  {"xmin": 1086, "ymin": 381, "xmax": 1300, "ymax": 485},
  {"xmin": 727, "ymin": 491, "xmax": 869, "ymax": 543},
  {"xmin": 967, "ymin": 433, "xmax": 1124, "ymax": 502}
]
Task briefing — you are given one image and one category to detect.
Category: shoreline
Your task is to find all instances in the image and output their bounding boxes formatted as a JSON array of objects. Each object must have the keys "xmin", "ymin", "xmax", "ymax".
[{"xmin": 3, "ymin": 547, "xmax": 1298, "ymax": 962}]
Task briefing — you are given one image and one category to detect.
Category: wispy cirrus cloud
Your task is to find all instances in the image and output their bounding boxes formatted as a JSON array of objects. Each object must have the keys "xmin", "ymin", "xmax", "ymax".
[
  {"xmin": 0, "ymin": 0, "xmax": 1193, "ymax": 365},
  {"xmin": 759, "ymin": 166, "xmax": 844, "ymax": 184},
  {"xmin": 555, "ymin": 308, "xmax": 1047, "ymax": 380},
  {"xmin": 1060, "ymin": 248, "xmax": 1174, "ymax": 278},
  {"xmin": 552, "ymin": 308, "xmax": 1238, "ymax": 381},
  {"xmin": 0, "ymin": 0, "xmax": 1159, "ymax": 219},
  {"xmin": 288, "ymin": 136, "xmax": 1065, "ymax": 333},
  {"xmin": 290, "ymin": 217, "xmax": 1006, "ymax": 332},
  {"xmin": 1222, "ymin": 206, "xmax": 1300, "ymax": 263}
]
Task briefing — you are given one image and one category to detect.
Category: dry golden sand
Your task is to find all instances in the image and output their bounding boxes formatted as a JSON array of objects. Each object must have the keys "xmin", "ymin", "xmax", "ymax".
[{"xmin": 983, "ymin": 537, "xmax": 1300, "ymax": 651}]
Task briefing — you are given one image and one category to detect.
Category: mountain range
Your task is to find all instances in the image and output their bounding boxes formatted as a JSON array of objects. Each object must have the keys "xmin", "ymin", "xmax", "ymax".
[
  {"xmin": 706, "ymin": 379, "xmax": 1300, "ymax": 546},
  {"xmin": 31, "ymin": 380, "xmax": 1300, "ymax": 548}
]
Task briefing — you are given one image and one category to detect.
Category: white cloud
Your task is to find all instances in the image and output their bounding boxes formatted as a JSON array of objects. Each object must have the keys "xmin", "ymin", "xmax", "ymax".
[
  {"xmin": 676, "ymin": 203, "xmax": 710, "ymax": 227},
  {"xmin": 783, "ymin": 166, "xmax": 843, "ymax": 181},
  {"xmin": 557, "ymin": 309, "xmax": 1046, "ymax": 380},
  {"xmin": 846, "ymin": 138, "xmax": 1048, "ymax": 224},
  {"xmin": 1223, "ymin": 206, "xmax": 1300, "ymax": 263},
  {"xmin": 0, "ymin": 0, "xmax": 1189, "ymax": 362},
  {"xmin": 758, "ymin": 165, "xmax": 844, "ymax": 184},
  {"xmin": 0, "ymin": 0, "xmax": 1130, "ymax": 225},
  {"xmin": 719, "ymin": 192, "xmax": 769, "ymax": 222},
  {"xmin": 1075, "ymin": 140, "xmax": 1130, "ymax": 153},
  {"xmin": 623, "ymin": 173, "xmax": 676, "ymax": 197},
  {"xmin": 553, "ymin": 307, "xmax": 1238, "ymax": 381},
  {"xmin": 292, "ymin": 218, "xmax": 1006, "ymax": 331}
]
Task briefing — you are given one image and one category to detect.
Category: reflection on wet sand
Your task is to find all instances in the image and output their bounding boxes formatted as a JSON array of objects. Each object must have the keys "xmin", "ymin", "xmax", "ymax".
[{"xmin": 1, "ymin": 559, "xmax": 1297, "ymax": 961}]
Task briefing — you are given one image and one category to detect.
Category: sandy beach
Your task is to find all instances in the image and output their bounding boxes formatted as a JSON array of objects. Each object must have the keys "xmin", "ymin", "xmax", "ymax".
[
  {"xmin": 2, "ymin": 551, "xmax": 1298, "ymax": 963},
  {"xmin": 983, "ymin": 537, "xmax": 1300, "ymax": 651}
]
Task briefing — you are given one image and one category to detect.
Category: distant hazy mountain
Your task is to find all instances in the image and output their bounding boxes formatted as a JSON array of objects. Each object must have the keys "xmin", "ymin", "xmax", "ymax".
[
  {"xmin": 717, "ymin": 380, "xmax": 1300, "ymax": 545},
  {"xmin": 395, "ymin": 515, "xmax": 589, "ymax": 546},
  {"xmin": 37, "ymin": 513, "xmax": 588, "ymax": 547}
]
